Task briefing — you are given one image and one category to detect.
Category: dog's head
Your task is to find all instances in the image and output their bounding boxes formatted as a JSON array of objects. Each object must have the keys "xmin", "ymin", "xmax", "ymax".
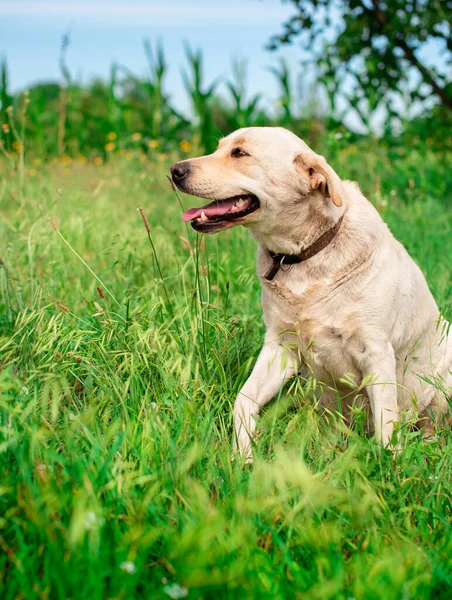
[{"xmin": 170, "ymin": 127, "xmax": 346, "ymax": 234}]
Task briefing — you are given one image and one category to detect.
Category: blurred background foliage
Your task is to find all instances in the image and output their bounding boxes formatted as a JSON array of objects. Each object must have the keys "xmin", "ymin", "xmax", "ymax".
[
  {"xmin": 270, "ymin": 0, "xmax": 452, "ymax": 133},
  {"xmin": 0, "ymin": 0, "xmax": 451, "ymax": 164}
]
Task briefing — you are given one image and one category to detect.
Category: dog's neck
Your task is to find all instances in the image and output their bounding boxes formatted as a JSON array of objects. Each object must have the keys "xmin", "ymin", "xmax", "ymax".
[
  {"xmin": 249, "ymin": 184, "xmax": 386, "ymax": 284},
  {"xmin": 263, "ymin": 215, "xmax": 344, "ymax": 280},
  {"xmin": 249, "ymin": 195, "xmax": 345, "ymax": 256}
]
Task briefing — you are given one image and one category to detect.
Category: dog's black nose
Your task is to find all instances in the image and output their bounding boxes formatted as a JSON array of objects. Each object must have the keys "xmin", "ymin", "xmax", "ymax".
[{"xmin": 171, "ymin": 162, "xmax": 190, "ymax": 184}]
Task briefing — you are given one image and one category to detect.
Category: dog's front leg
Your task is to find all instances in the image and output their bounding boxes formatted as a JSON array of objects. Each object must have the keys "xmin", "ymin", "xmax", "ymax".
[
  {"xmin": 359, "ymin": 343, "xmax": 399, "ymax": 446},
  {"xmin": 233, "ymin": 335, "xmax": 297, "ymax": 462}
]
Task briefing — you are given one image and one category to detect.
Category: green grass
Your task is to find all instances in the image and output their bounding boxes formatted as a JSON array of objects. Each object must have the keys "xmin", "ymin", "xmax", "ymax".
[{"xmin": 0, "ymin": 145, "xmax": 451, "ymax": 600}]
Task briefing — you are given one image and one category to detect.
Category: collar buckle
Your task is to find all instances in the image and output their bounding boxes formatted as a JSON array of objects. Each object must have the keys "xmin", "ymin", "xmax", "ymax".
[
  {"xmin": 264, "ymin": 257, "xmax": 283, "ymax": 281},
  {"xmin": 263, "ymin": 215, "xmax": 344, "ymax": 281}
]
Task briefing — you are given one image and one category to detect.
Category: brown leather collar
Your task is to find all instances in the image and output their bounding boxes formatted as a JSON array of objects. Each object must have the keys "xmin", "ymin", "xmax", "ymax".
[{"xmin": 264, "ymin": 215, "xmax": 344, "ymax": 281}]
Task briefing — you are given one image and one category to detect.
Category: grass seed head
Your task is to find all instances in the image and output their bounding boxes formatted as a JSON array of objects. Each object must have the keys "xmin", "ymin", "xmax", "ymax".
[
  {"xmin": 178, "ymin": 235, "xmax": 192, "ymax": 251},
  {"xmin": 56, "ymin": 301, "xmax": 69, "ymax": 312},
  {"xmin": 137, "ymin": 208, "xmax": 150, "ymax": 232}
]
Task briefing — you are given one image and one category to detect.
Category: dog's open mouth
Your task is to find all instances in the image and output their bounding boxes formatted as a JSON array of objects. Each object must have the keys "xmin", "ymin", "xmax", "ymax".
[{"xmin": 181, "ymin": 194, "xmax": 260, "ymax": 233}]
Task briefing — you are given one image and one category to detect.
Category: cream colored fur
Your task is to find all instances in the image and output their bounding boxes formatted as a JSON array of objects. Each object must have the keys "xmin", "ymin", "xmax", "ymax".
[{"xmin": 174, "ymin": 127, "xmax": 451, "ymax": 461}]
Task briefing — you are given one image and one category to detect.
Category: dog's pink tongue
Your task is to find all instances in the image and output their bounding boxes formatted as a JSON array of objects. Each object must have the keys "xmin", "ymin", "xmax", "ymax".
[{"xmin": 182, "ymin": 198, "xmax": 237, "ymax": 222}]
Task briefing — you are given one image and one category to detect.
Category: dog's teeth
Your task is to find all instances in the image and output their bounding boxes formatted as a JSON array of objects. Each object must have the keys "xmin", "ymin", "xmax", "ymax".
[
  {"xmin": 231, "ymin": 198, "xmax": 247, "ymax": 212},
  {"xmin": 200, "ymin": 211, "xmax": 208, "ymax": 222}
]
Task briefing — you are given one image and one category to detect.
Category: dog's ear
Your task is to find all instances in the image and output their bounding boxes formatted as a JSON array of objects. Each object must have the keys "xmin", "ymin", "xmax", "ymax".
[{"xmin": 293, "ymin": 152, "xmax": 346, "ymax": 208}]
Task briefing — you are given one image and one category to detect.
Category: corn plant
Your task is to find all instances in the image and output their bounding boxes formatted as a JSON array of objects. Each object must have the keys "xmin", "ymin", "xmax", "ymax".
[
  {"xmin": 268, "ymin": 58, "xmax": 293, "ymax": 126},
  {"xmin": 0, "ymin": 41, "xmax": 450, "ymax": 161},
  {"xmin": 224, "ymin": 58, "xmax": 264, "ymax": 130},
  {"xmin": 0, "ymin": 57, "xmax": 12, "ymax": 125},
  {"xmin": 182, "ymin": 43, "xmax": 221, "ymax": 152}
]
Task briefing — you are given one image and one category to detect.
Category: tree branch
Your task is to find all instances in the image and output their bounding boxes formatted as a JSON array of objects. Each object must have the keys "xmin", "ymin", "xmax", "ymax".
[
  {"xmin": 370, "ymin": 0, "xmax": 452, "ymax": 110},
  {"xmin": 397, "ymin": 39, "xmax": 452, "ymax": 110}
]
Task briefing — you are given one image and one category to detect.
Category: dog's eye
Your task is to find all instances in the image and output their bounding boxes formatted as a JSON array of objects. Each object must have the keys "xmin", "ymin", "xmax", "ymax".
[{"xmin": 231, "ymin": 147, "xmax": 249, "ymax": 158}]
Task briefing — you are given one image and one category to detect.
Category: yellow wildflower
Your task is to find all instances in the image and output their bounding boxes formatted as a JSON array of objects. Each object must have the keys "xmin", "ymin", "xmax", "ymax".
[
  {"xmin": 132, "ymin": 132, "xmax": 142, "ymax": 141},
  {"xmin": 105, "ymin": 142, "xmax": 116, "ymax": 152},
  {"xmin": 93, "ymin": 157, "xmax": 103, "ymax": 165},
  {"xmin": 76, "ymin": 155, "xmax": 87, "ymax": 164},
  {"xmin": 1, "ymin": 123, "xmax": 9, "ymax": 133},
  {"xmin": 179, "ymin": 140, "xmax": 192, "ymax": 152},
  {"xmin": 12, "ymin": 141, "xmax": 23, "ymax": 152},
  {"xmin": 107, "ymin": 132, "xmax": 117, "ymax": 141},
  {"xmin": 148, "ymin": 139, "xmax": 158, "ymax": 149},
  {"xmin": 61, "ymin": 155, "xmax": 72, "ymax": 166}
]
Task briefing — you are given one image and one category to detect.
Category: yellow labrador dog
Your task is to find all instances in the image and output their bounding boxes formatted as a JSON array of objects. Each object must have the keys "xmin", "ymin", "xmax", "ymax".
[{"xmin": 171, "ymin": 127, "xmax": 451, "ymax": 461}]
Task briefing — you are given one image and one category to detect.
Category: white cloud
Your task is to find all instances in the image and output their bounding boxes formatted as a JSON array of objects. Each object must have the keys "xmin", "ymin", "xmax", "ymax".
[{"xmin": 0, "ymin": 1, "xmax": 294, "ymax": 27}]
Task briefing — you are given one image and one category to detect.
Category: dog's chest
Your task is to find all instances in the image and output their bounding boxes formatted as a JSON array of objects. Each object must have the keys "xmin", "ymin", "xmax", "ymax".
[{"xmin": 262, "ymin": 277, "xmax": 361, "ymax": 380}]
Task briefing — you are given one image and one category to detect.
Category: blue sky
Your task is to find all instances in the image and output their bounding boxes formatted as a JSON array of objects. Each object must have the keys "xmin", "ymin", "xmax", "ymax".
[{"xmin": 0, "ymin": 0, "xmax": 309, "ymax": 115}]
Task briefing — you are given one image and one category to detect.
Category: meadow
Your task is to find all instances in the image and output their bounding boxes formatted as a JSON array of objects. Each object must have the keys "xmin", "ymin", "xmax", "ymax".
[{"xmin": 1, "ymin": 44, "xmax": 452, "ymax": 600}]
